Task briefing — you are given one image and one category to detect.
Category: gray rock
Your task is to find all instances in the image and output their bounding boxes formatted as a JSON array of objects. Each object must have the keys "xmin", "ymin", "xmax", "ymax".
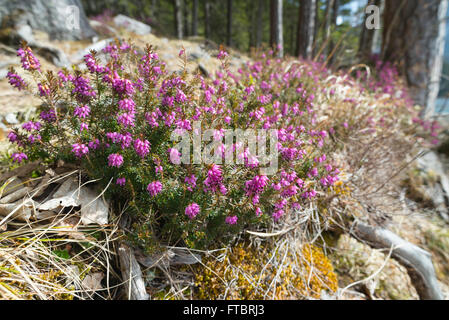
[
  {"xmin": 3, "ymin": 113, "xmax": 19, "ymax": 125},
  {"xmin": 113, "ymin": 14, "xmax": 151, "ymax": 35},
  {"xmin": 71, "ymin": 38, "xmax": 113, "ymax": 63},
  {"xmin": 89, "ymin": 19, "xmax": 119, "ymax": 37},
  {"xmin": 0, "ymin": 0, "xmax": 97, "ymax": 41}
]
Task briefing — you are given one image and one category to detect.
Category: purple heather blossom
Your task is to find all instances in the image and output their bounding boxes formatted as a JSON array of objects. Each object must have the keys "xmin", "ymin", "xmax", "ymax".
[
  {"xmin": 11, "ymin": 152, "xmax": 27, "ymax": 163},
  {"xmin": 147, "ymin": 181, "xmax": 163, "ymax": 197},
  {"xmin": 7, "ymin": 132, "xmax": 18, "ymax": 143},
  {"xmin": 40, "ymin": 109, "xmax": 56, "ymax": 122},
  {"xmin": 225, "ymin": 215, "xmax": 238, "ymax": 225},
  {"xmin": 117, "ymin": 112, "xmax": 135, "ymax": 128},
  {"xmin": 272, "ymin": 209, "xmax": 284, "ymax": 221},
  {"xmin": 6, "ymin": 71, "xmax": 26, "ymax": 90},
  {"xmin": 17, "ymin": 47, "xmax": 40, "ymax": 71},
  {"xmin": 84, "ymin": 54, "xmax": 107, "ymax": 73},
  {"xmin": 37, "ymin": 83, "xmax": 51, "ymax": 97},
  {"xmin": 74, "ymin": 105, "xmax": 90, "ymax": 119},
  {"xmin": 134, "ymin": 138, "xmax": 150, "ymax": 158},
  {"xmin": 80, "ymin": 122, "xmax": 89, "ymax": 132},
  {"xmin": 118, "ymin": 99, "xmax": 136, "ymax": 112},
  {"xmin": 217, "ymin": 50, "xmax": 228, "ymax": 60},
  {"xmin": 72, "ymin": 76, "xmax": 96, "ymax": 100},
  {"xmin": 204, "ymin": 165, "xmax": 227, "ymax": 194},
  {"xmin": 22, "ymin": 121, "xmax": 41, "ymax": 132},
  {"xmin": 108, "ymin": 153, "xmax": 124, "ymax": 167},
  {"xmin": 185, "ymin": 174, "xmax": 197, "ymax": 191},
  {"xmin": 245, "ymin": 175, "xmax": 269, "ymax": 197},
  {"xmin": 185, "ymin": 203, "xmax": 200, "ymax": 219},
  {"xmin": 72, "ymin": 143, "xmax": 89, "ymax": 158},
  {"xmin": 116, "ymin": 177, "xmax": 126, "ymax": 186},
  {"xmin": 88, "ymin": 139, "xmax": 100, "ymax": 150}
]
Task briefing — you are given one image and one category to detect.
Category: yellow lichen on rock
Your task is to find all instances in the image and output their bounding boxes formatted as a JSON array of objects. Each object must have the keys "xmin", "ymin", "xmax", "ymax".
[{"xmin": 193, "ymin": 242, "xmax": 338, "ymax": 300}]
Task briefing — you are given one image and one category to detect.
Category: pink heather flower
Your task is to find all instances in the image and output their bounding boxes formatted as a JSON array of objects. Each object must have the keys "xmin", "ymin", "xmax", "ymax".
[
  {"xmin": 217, "ymin": 50, "xmax": 228, "ymax": 60},
  {"xmin": 11, "ymin": 152, "xmax": 27, "ymax": 163},
  {"xmin": 6, "ymin": 71, "xmax": 26, "ymax": 90},
  {"xmin": 204, "ymin": 164, "xmax": 226, "ymax": 194},
  {"xmin": 116, "ymin": 177, "xmax": 126, "ymax": 186},
  {"xmin": 7, "ymin": 131, "xmax": 18, "ymax": 143},
  {"xmin": 108, "ymin": 153, "xmax": 124, "ymax": 167},
  {"xmin": 72, "ymin": 76, "xmax": 96, "ymax": 100},
  {"xmin": 118, "ymin": 99, "xmax": 136, "ymax": 112},
  {"xmin": 178, "ymin": 48, "xmax": 185, "ymax": 57},
  {"xmin": 117, "ymin": 112, "xmax": 135, "ymax": 128},
  {"xmin": 245, "ymin": 175, "xmax": 269, "ymax": 198},
  {"xmin": 28, "ymin": 134, "xmax": 41, "ymax": 144},
  {"xmin": 272, "ymin": 209, "xmax": 284, "ymax": 221},
  {"xmin": 119, "ymin": 132, "xmax": 133, "ymax": 149},
  {"xmin": 88, "ymin": 139, "xmax": 100, "ymax": 150},
  {"xmin": 185, "ymin": 203, "xmax": 200, "ymax": 219},
  {"xmin": 134, "ymin": 139, "xmax": 150, "ymax": 158},
  {"xmin": 80, "ymin": 122, "xmax": 88, "ymax": 132},
  {"xmin": 40, "ymin": 109, "xmax": 56, "ymax": 122},
  {"xmin": 22, "ymin": 121, "xmax": 41, "ymax": 132},
  {"xmin": 225, "ymin": 215, "xmax": 238, "ymax": 225},
  {"xmin": 255, "ymin": 207, "xmax": 263, "ymax": 217},
  {"xmin": 147, "ymin": 181, "xmax": 163, "ymax": 197},
  {"xmin": 74, "ymin": 105, "xmax": 90, "ymax": 119},
  {"xmin": 112, "ymin": 76, "xmax": 135, "ymax": 96},
  {"xmin": 84, "ymin": 53, "xmax": 107, "ymax": 73},
  {"xmin": 37, "ymin": 83, "xmax": 51, "ymax": 97},
  {"xmin": 185, "ymin": 174, "xmax": 197, "ymax": 191},
  {"xmin": 72, "ymin": 143, "xmax": 89, "ymax": 158},
  {"xmin": 17, "ymin": 46, "xmax": 40, "ymax": 71},
  {"xmin": 168, "ymin": 148, "xmax": 181, "ymax": 164}
]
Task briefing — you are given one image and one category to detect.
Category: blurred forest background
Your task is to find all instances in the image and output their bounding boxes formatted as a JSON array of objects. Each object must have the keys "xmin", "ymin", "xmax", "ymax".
[{"xmin": 80, "ymin": 0, "xmax": 449, "ymax": 113}]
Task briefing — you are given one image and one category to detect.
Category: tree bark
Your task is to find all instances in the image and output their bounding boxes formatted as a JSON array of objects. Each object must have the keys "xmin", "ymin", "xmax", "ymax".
[
  {"xmin": 358, "ymin": 0, "xmax": 382, "ymax": 62},
  {"xmin": 174, "ymin": 0, "xmax": 183, "ymax": 39},
  {"xmin": 192, "ymin": 0, "xmax": 198, "ymax": 36},
  {"xmin": 322, "ymin": 0, "xmax": 335, "ymax": 58},
  {"xmin": 204, "ymin": 0, "xmax": 211, "ymax": 39},
  {"xmin": 296, "ymin": 0, "xmax": 317, "ymax": 59},
  {"xmin": 382, "ymin": 0, "xmax": 448, "ymax": 118},
  {"xmin": 328, "ymin": 0, "xmax": 339, "ymax": 65},
  {"xmin": 256, "ymin": 0, "xmax": 264, "ymax": 48},
  {"xmin": 226, "ymin": 0, "xmax": 233, "ymax": 47},
  {"xmin": 351, "ymin": 221, "xmax": 444, "ymax": 300},
  {"xmin": 270, "ymin": 0, "xmax": 283, "ymax": 57}
]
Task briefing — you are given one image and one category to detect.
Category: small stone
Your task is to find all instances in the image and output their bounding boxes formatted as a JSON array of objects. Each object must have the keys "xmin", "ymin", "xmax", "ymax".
[{"xmin": 3, "ymin": 113, "xmax": 19, "ymax": 125}]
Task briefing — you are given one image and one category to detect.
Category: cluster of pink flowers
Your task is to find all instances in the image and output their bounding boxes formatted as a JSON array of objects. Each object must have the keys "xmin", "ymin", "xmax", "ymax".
[
  {"xmin": 6, "ymin": 71, "xmax": 27, "ymax": 90},
  {"xmin": 108, "ymin": 153, "xmax": 124, "ymax": 167},
  {"xmin": 17, "ymin": 46, "xmax": 40, "ymax": 71},
  {"xmin": 72, "ymin": 143, "xmax": 89, "ymax": 158},
  {"xmin": 147, "ymin": 181, "xmax": 163, "ymax": 197},
  {"xmin": 185, "ymin": 203, "xmax": 200, "ymax": 219},
  {"xmin": 204, "ymin": 165, "xmax": 227, "ymax": 195}
]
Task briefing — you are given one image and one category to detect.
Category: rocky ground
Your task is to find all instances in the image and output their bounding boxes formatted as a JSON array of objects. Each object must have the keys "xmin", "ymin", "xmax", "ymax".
[{"xmin": 1, "ymin": 16, "xmax": 449, "ymax": 300}]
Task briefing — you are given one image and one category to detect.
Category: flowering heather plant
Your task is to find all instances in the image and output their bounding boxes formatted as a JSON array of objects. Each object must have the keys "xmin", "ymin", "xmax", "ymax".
[{"xmin": 6, "ymin": 41, "xmax": 353, "ymax": 249}]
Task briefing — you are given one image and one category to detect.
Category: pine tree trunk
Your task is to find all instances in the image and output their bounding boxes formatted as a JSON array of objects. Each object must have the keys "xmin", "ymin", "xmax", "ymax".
[
  {"xmin": 322, "ymin": 0, "xmax": 335, "ymax": 58},
  {"xmin": 226, "ymin": 0, "xmax": 233, "ymax": 47},
  {"xmin": 270, "ymin": 0, "xmax": 283, "ymax": 57},
  {"xmin": 174, "ymin": 0, "xmax": 183, "ymax": 39},
  {"xmin": 358, "ymin": 0, "xmax": 381, "ymax": 62},
  {"xmin": 296, "ymin": 0, "xmax": 317, "ymax": 59},
  {"xmin": 328, "ymin": 0, "xmax": 338, "ymax": 65},
  {"xmin": 183, "ymin": 0, "xmax": 190, "ymax": 37},
  {"xmin": 256, "ymin": 0, "xmax": 264, "ymax": 48},
  {"xmin": 382, "ymin": 0, "xmax": 448, "ymax": 118},
  {"xmin": 192, "ymin": 0, "xmax": 198, "ymax": 36},
  {"xmin": 204, "ymin": 0, "xmax": 211, "ymax": 39}
]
